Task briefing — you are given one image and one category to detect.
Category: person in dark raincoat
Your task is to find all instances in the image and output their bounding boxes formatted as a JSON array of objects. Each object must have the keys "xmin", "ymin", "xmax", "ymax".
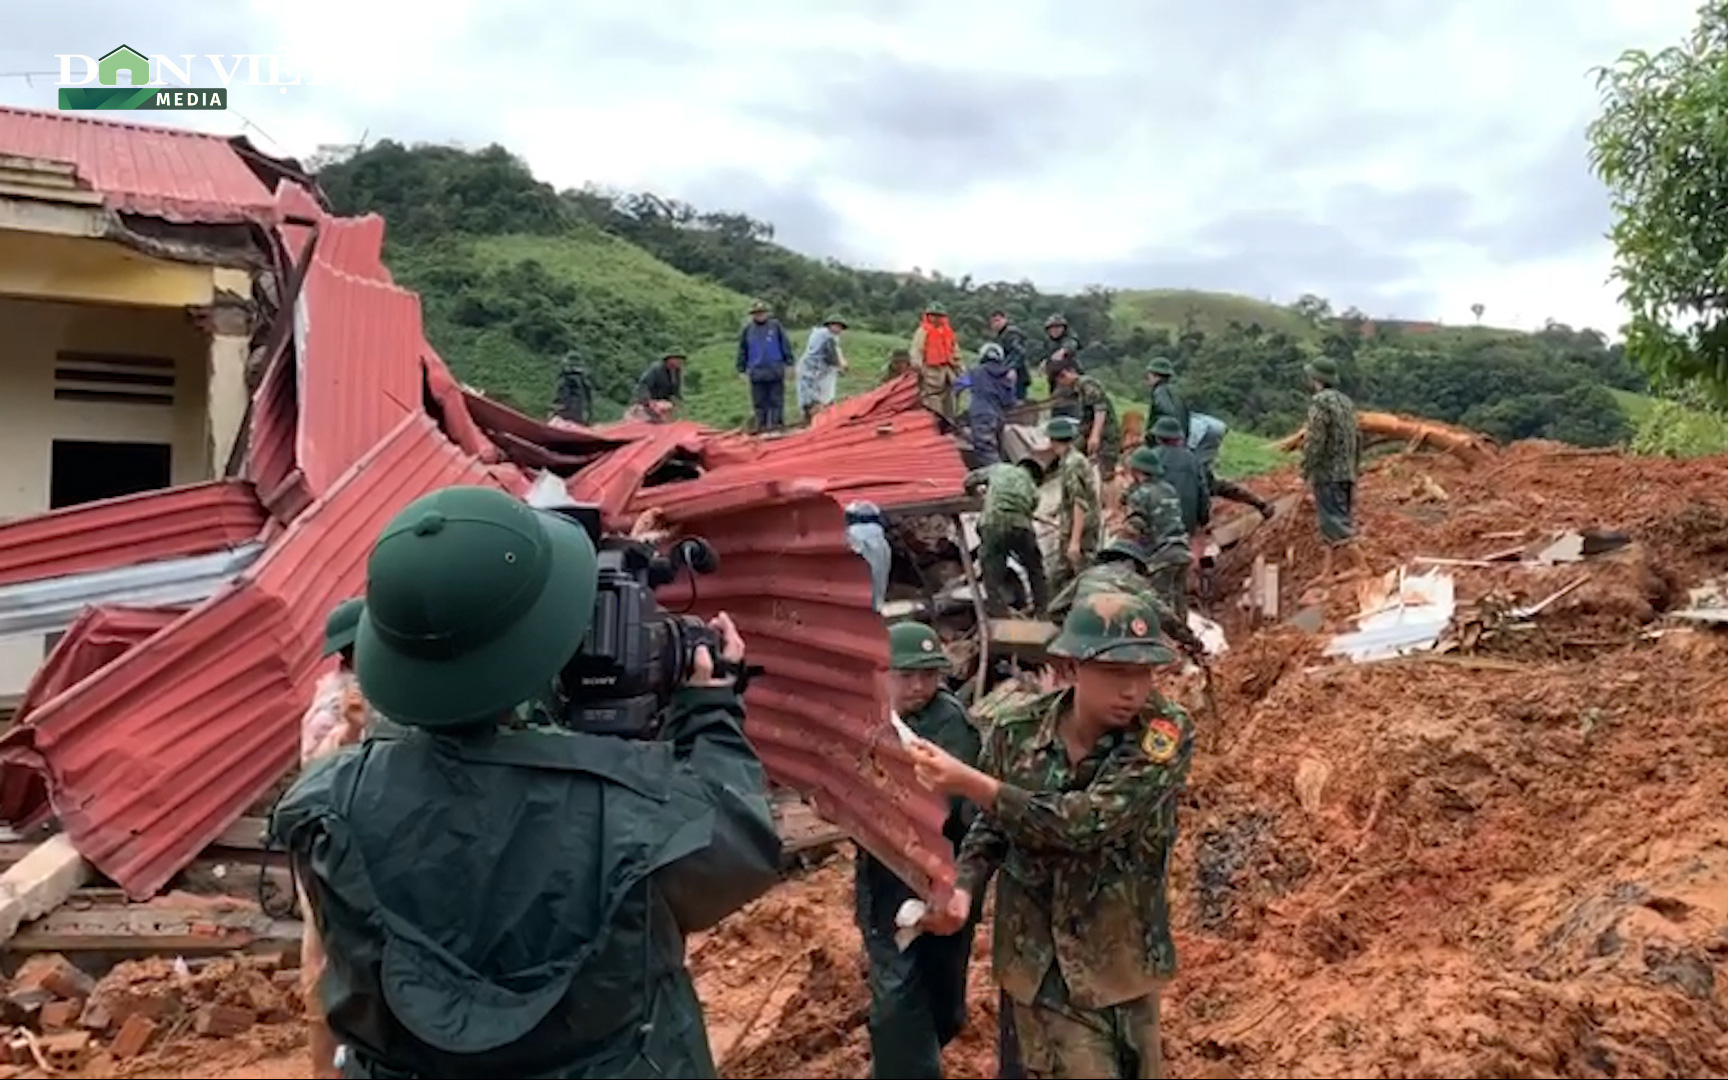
[
  {"xmin": 270, "ymin": 485, "xmax": 783, "ymax": 1080},
  {"xmin": 551, "ymin": 353, "xmax": 594, "ymax": 424},
  {"xmin": 857, "ymin": 621, "xmax": 984, "ymax": 1079},
  {"xmin": 967, "ymin": 342, "xmax": 1018, "ymax": 465}
]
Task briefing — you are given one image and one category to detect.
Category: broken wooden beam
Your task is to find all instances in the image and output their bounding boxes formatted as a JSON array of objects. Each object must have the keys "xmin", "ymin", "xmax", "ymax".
[{"xmin": 5, "ymin": 900, "xmax": 302, "ymax": 956}]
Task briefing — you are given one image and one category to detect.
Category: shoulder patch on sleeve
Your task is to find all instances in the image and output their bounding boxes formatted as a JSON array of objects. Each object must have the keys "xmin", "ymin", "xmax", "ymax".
[{"xmin": 1141, "ymin": 718, "xmax": 1181, "ymax": 764}]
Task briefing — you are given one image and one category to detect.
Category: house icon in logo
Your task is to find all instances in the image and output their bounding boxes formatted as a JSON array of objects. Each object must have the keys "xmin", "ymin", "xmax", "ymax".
[{"xmin": 96, "ymin": 45, "xmax": 150, "ymax": 87}]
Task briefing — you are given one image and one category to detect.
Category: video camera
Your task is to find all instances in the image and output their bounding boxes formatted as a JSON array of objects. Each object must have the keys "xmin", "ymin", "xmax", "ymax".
[{"xmin": 539, "ymin": 503, "xmax": 726, "ymax": 739}]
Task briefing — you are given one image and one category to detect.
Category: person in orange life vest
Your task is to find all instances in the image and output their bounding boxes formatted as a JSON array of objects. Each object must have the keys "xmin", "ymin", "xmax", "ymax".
[{"xmin": 910, "ymin": 302, "xmax": 961, "ymax": 420}]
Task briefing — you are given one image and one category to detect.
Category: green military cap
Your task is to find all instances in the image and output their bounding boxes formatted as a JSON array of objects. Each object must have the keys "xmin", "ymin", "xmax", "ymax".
[
  {"xmin": 1047, "ymin": 589, "xmax": 1174, "ymax": 666},
  {"xmin": 321, "ymin": 597, "xmax": 364, "ymax": 658},
  {"xmin": 824, "ymin": 314, "xmax": 849, "ymax": 329},
  {"xmin": 662, "ymin": 350, "xmax": 686, "ymax": 361},
  {"xmin": 1098, "ymin": 536, "xmax": 1153, "ymax": 568},
  {"xmin": 355, "ymin": 486, "xmax": 598, "ymax": 730},
  {"xmin": 749, "ymin": 300, "xmax": 769, "ymax": 313},
  {"xmin": 1304, "ymin": 356, "xmax": 1339, "ymax": 385},
  {"xmin": 888, "ymin": 621, "xmax": 949, "ymax": 670},
  {"xmin": 1045, "ymin": 416, "xmax": 1080, "ymax": 441},
  {"xmin": 1146, "ymin": 356, "xmax": 1176, "ymax": 377},
  {"xmin": 925, "ymin": 302, "xmax": 947, "ymax": 316},
  {"xmin": 1044, "ymin": 313, "xmax": 1067, "ymax": 329},
  {"xmin": 1126, "ymin": 445, "xmax": 1164, "ymax": 476},
  {"xmin": 1150, "ymin": 415, "xmax": 1186, "ymax": 441}
]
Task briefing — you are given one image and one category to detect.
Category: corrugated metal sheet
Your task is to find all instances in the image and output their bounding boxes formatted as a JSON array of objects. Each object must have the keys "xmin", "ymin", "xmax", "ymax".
[
  {"xmin": 566, "ymin": 422, "xmax": 709, "ymax": 527},
  {"xmin": 0, "ymin": 414, "xmax": 509, "ymax": 898},
  {"xmin": 0, "ymin": 543, "xmax": 261, "ymax": 640},
  {"xmin": 0, "ymin": 481, "xmax": 266, "ymax": 588},
  {"xmin": 0, "ymin": 105, "xmax": 276, "ymax": 224}
]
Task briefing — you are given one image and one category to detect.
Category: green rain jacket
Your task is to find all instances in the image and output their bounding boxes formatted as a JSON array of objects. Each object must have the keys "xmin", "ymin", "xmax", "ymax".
[{"xmin": 270, "ymin": 686, "xmax": 783, "ymax": 1079}]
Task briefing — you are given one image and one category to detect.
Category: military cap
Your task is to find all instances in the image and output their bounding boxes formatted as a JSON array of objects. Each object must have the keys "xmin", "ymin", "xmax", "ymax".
[
  {"xmin": 749, "ymin": 300, "xmax": 769, "ymax": 313},
  {"xmin": 1146, "ymin": 356, "xmax": 1176, "ymax": 377},
  {"xmin": 1047, "ymin": 590, "xmax": 1174, "ymax": 665},
  {"xmin": 1044, "ymin": 313, "xmax": 1068, "ymax": 329},
  {"xmin": 1151, "ymin": 415, "xmax": 1186, "ymax": 441},
  {"xmin": 1305, "ymin": 356, "xmax": 1340, "ymax": 385},
  {"xmin": 321, "ymin": 597, "xmax": 364, "ymax": 658},
  {"xmin": 662, "ymin": 350, "xmax": 686, "ymax": 362},
  {"xmin": 925, "ymin": 302, "xmax": 947, "ymax": 316},
  {"xmin": 1098, "ymin": 536, "xmax": 1153, "ymax": 568},
  {"xmin": 823, "ymin": 314, "xmax": 849, "ymax": 329},
  {"xmin": 888, "ymin": 621, "xmax": 950, "ymax": 671},
  {"xmin": 355, "ymin": 486, "xmax": 598, "ymax": 730},
  {"xmin": 1046, "ymin": 415, "xmax": 1080, "ymax": 441},
  {"xmin": 1126, "ymin": 445, "xmax": 1164, "ymax": 475}
]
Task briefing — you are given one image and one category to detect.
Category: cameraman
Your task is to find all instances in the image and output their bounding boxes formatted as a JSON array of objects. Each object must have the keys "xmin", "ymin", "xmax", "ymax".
[{"xmin": 270, "ymin": 485, "xmax": 783, "ymax": 1079}]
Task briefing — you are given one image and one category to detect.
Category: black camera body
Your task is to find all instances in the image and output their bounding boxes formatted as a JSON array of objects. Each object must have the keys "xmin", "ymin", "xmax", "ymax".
[{"xmin": 539, "ymin": 504, "xmax": 722, "ymax": 739}]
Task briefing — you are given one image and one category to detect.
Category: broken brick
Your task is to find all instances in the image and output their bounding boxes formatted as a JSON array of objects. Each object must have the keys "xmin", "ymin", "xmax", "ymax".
[
  {"xmin": 38, "ymin": 999, "xmax": 82, "ymax": 1031},
  {"xmin": 193, "ymin": 1003, "xmax": 254, "ymax": 1037},
  {"xmin": 77, "ymin": 999, "xmax": 112, "ymax": 1032},
  {"xmin": 108, "ymin": 1014, "xmax": 158, "ymax": 1060},
  {"xmin": 9, "ymin": 954, "xmax": 93, "ymax": 1000},
  {"xmin": 38, "ymin": 1031, "xmax": 90, "ymax": 1070}
]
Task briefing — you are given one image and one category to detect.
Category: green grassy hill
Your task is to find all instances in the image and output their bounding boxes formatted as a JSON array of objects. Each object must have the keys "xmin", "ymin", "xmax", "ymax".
[{"xmin": 1110, "ymin": 287, "xmax": 1522, "ymax": 347}]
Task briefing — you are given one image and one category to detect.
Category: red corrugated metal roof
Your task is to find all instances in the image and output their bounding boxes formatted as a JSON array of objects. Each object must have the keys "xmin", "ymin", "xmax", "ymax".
[
  {"xmin": 0, "ymin": 414, "xmax": 509, "ymax": 898},
  {"xmin": 0, "ymin": 481, "xmax": 265, "ymax": 588},
  {"xmin": 566, "ymin": 421, "xmax": 709, "ymax": 527},
  {"xmin": 0, "ymin": 105, "xmax": 277, "ymax": 224}
]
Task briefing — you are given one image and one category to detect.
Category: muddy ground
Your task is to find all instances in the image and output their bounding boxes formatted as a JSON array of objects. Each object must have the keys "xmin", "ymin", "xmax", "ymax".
[{"xmin": 40, "ymin": 442, "xmax": 1728, "ymax": 1079}]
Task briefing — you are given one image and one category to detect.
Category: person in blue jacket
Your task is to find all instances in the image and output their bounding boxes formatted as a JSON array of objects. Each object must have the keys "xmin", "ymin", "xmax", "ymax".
[
  {"xmin": 736, "ymin": 300, "xmax": 794, "ymax": 431},
  {"xmin": 965, "ymin": 342, "xmax": 1018, "ymax": 465}
]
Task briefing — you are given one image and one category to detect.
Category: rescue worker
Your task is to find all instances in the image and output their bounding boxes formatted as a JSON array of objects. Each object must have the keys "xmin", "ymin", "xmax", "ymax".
[
  {"xmin": 1046, "ymin": 537, "xmax": 1207, "ymax": 661},
  {"xmin": 1144, "ymin": 357, "xmax": 1189, "ymax": 438},
  {"xmin": 911, "ymin": 302, "xmax": 961, "ymax": 420},
  {"xmin": 963, "ymin": 457, "xmax": 1049, "ymax": 617},
  {"xmin": 1040, "ymin": 314, "xmax": 1082, "ymax": 395},
  {"xmin": 858, "ymin": 621, "xmax": 983, "ymax": 1079},
  {"xmin": 1149, "ymin": 415, "xmax": 1209, "ymax": 540},
  {"xmin": 968, "ymin": 342, "xmax": 1018, "ymax": 466},
  {"xmin": 736, "ymin": 301, "xmax": 794, "ymax": 431},
  {"xmin": 1047, "ymin": 357, "xmax": 1120, "ymax": 482},
  {"xmin": 846, "ymin": 500, "xmax": 892, "ymax": 612},
  {"xmin": 1046, "ymin": 416, "xmax": 1101, "ymax": 600},
  {"xmin": 270, "ymin": 485, "xmax": 783, "ymax": 1079},
  {"xmin": 1301, "ymin": 356, "xmax": 1367, "ymax": 580},
  {"xmin": 551, "ymin": 354, "xmax": 593, "ymax": 425},
  {"xmin": 989, "ymin": 310, "xmax": 1032, "ymax": 402},
  {"xmin": 628, "ymin": 350, "xmax": 684, "ymax": 422},
  {"xmin": 884, "ymin": 347, "xmax": 915, "ymax": 384},
  {"xmin": 1120, "ymin": 445, "xmax": 1196, "ymax": 629},
  {"xmin": 797, "ymin": 315, "xmax": 850, "ymax": 422},
  {"xmin": 909, "ymin": 591, "xmax": 1196, "ymax": 1080},
  {"xmin": 1188, "ymin": 412, "xmax": 1275, "ymax": 519}
]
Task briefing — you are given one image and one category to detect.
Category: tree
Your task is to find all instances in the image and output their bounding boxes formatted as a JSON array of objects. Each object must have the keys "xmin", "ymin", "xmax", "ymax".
[{"xmin": 1588, "ymin": 1, "xmax": 1728, "ymax": 402}]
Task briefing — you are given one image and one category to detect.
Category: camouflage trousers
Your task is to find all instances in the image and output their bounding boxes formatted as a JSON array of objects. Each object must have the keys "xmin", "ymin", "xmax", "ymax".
[{"xmin": 1010, "ymin": 990, "xmax": 1163, "ymax": 1079}]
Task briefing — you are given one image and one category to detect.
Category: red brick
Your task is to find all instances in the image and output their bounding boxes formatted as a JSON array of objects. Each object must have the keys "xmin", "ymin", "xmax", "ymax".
[
  {"xmin": 9, "ymin": 954, "xmax": 93, "ymax": 1000},
  {"xmin": 192, "ymin": 1003, "xmax": 254, "ymax": 1037},
  {"xmin": 108, "ymin": 1014, "xmax": 158, "ymax": 1060},
  {"xmin": 37, "ymin": 999, "xmax": 82, "ymax": 1031},
  {"xmin": 37, "ymin": 1031, "xmax": 90, "ymax": 1070}
]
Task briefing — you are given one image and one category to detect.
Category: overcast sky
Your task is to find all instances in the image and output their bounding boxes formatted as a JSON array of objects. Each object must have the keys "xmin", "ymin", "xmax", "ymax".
[{"xmin": 0, "ymin": 0, "xmax": 1704, "ymax": 334}]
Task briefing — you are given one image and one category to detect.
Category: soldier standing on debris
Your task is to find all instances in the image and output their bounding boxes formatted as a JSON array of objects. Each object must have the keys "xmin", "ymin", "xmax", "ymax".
[
  {"xmin": 1047, "ymin": 357, "xmax": 1120, "ymax": 483},
  {"xmin": 1301, "ymin": 356, "xmax": 1367, "ymax": 581},
  {"xmin": 968, "ymin": 342, "xmax": 1018, "ymax": 466},
  {"xmin": 736, "ymin": 301, "xmax": 794, "ymax": 431},
  {"xmin": 627, "ymin": 350, "xmax": 685, "ymax": 422},
  {"xmin": 1187, "ymin": 412, "xmax": 1275, "ymax": 520},
  {"xmin": 1120, "ymin": 446, "xmax": 1196, "ymax": 629},
  {"xmin": 911, "ymin": 303, "xmax": 962, "ymax": 420},
  {"xmin": 271, "ymin": 486, "xmax": 782, "ymax": 1079},
  {"xmin": 1047, "ymin": 537, "xmax": 1207, "ymax": 661},
  {"xmin": 1040, "ymin": 315, "xmax": 1082, "ymax": 395},
  {"xmin": 1046, "ymin": 416, "xmax": 1102, "ymax": 600},
  {"xmin": 989, "ymin": 310, "xmax": 1033, "ymax": 402},
  {"xmin": 798, "ymin": 315, "xmax": 850, "ymax": 422},
  {"xmin": 908, "ymin": 591, "xmax": 1196, "ymax": 1080},
  {"xmin": 551, "ymin": 353, "xmax": 593, "ymax": 425},
  {"xmin": 1144, "ymin": 358, "xmax": 1189, "ymax": 438},
  {"xmin": 1148, "ymin": 415, "xmax": 1209, "ymax": 549},
  {"xmin": 964, "ymin": 457, "xmax": 1049, "ymax": 616},
  {"xmin": 857, "ymin": 622, "xmax": 984, "ymax": 1079}
]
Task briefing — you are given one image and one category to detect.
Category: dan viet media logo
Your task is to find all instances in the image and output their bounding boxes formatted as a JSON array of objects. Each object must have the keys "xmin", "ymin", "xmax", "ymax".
[{"xmin": 56, "ymin": 45, "xmax": 325, "ymax": 111}]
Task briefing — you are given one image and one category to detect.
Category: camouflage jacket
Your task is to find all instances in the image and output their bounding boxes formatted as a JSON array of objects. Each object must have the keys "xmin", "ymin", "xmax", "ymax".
[
  {"xmin": 1122, "ymin": 479, "xmax": 1189, "ymax": 562},
  {"xmin": 1045, "ymin": 562, "xmax": 1205, "ymax": 657},
  {"xmin": 1302, "ymin": 387, "xmax": 1360, "ymax": 483},
  {"xmin": 1055, "ymin": 449, "xmax": 1102, "ymax": 552},
  {"xmin": 965, "ymin": 462, "xmax": 1039, "ymax": 534},
  {"xmin": 1068, "ymin": 375, "xmax": 1119, "ymax": 459},
  {"xmin": 955, "ymin": 688, "xmax": 1194, "ymax": 1009}
]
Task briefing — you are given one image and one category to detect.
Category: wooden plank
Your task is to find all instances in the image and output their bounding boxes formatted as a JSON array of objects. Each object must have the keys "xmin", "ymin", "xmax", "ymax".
[{"xmin": 5, "ymin": 903, "xmax": 301, "ymax": 955}]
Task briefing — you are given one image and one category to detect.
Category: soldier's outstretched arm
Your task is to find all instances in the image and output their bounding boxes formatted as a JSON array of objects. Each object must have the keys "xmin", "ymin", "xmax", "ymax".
[{"xmin": 654, "ymin": 684, "xmax": 784, "ymax": 933}]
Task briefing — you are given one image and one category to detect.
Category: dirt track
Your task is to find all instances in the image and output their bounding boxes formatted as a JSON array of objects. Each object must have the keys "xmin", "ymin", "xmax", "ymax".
[{"xmin": 49, "ymin": 442, "xmax": 1728, "ymax": 1079}]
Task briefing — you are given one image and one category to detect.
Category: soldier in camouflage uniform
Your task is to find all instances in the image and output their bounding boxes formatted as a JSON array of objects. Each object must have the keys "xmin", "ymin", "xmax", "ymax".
[
  {"xmin": 1046, "ymin": 538, "xmax": 1206, "ymax": 661},
  {"xmin": 1045, "ymin": 416, "xmax": 1102, "ymax": 601},
  {"xmin": 1120, "ymin": 446, "xmax": 1194, "ymax": 627},
  {"xmin": 908, "ymin": 591, "xmax": 1195, "ymax": 1079},
  {"xmin": 1041, "ymin": 315, "xmax": 1083, "ymax": 396},
  {"xmin": 964, "ymin": 458, "xmax": 1050, "ymax": 616},
  {"xmin": 1144, "ymin": 358, "xmax": 1189, "ymax": 439},
  {"xmin": 857, "ymin": 622, "xmax": 983, "ymax": 1079},
  {"xmin": 1047, "ymin": 357, "xmax": 1121, "ymax": 480},
  {"xmin": 1301, "ymin": 357, "xmax": 1367, "ymax": 580}
]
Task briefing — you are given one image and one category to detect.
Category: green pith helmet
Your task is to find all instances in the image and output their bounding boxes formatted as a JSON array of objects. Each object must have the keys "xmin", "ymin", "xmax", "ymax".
[
  {"xmin": 888, "ymin": 621, "xmax": 949, "ymax": 670},
  {"xmin": 1146, "ymin": 356, "xmax": 1176, "ymax": 377},
  {"xmin": 1045, "ymin": 415, "xmax": 1080, "ymax": 442},
  {"xmin": 321, "ymin": 597, "xmax": 364, "ymax": 658},
  {"xmin": 925, "ymin": 302, "xmax": 947, "ymax": 316},
  {"xmin": 1044, "ymin": 313, "xmax": 1068, "ymax": 329},
  {"xmin": 1305, "ymin": 356, "xmax": 1339, "ymax": 385},
  {"xmin": 749, "ymin": 300, "xmax": 769, "ymax": 314},
  {"xmin": 663, "ymin": 350, "xmax": 686, "ymax": 362},
  {"xmin": 1126, "ymin": 445, "xmax": 1164, "ymax": 476},
  {"xmin": 1098, "ymin": 536, "xmax": 1153, "ymax": 569},
  {"xmin": 1047, "ymin": 590, "xmax": 1174, "ymax": 665},
  {"xmin": 354, "ymin": 485, "xmax": 598, "ymax": 729},
  {"xmin": 1151, "ymin": 415, "xmax": 1186, "ymax": 441},
  {"xmin": 824, "ymin": 314, "xmax": 849, "ymax": 329}
]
